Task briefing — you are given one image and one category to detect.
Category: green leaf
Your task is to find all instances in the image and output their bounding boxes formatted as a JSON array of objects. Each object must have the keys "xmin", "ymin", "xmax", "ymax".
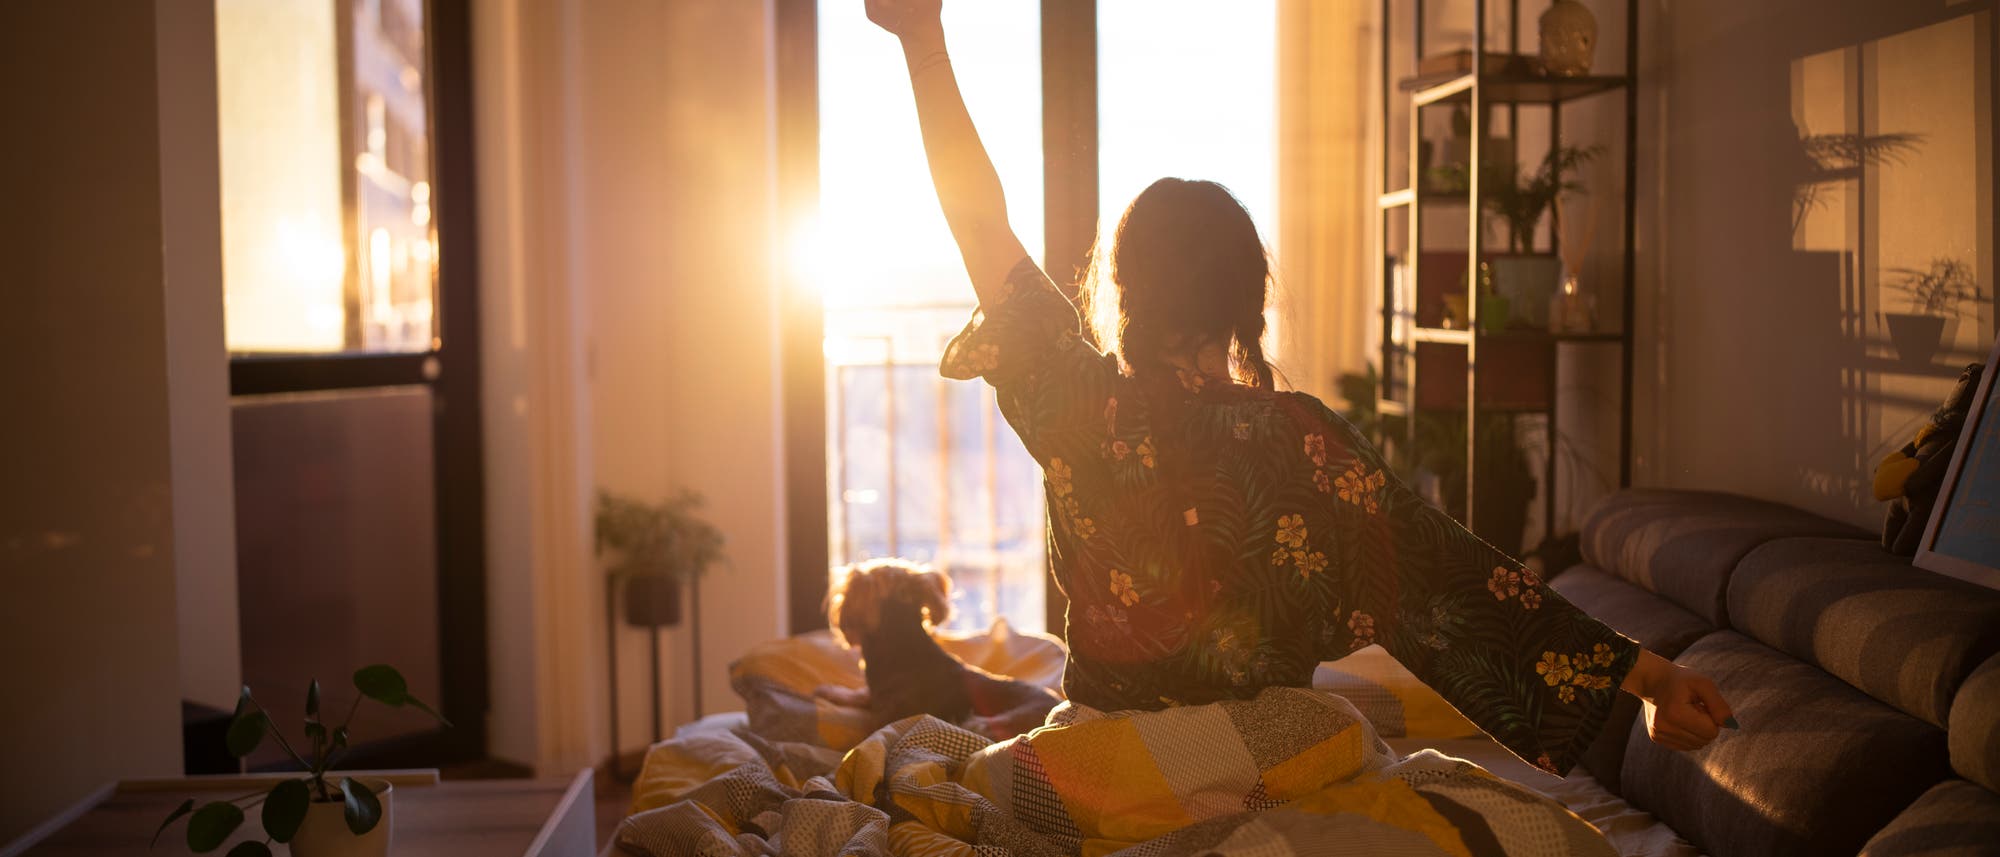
[
  {"xmin": 352, "ymin": 665, "xmax": 408, "ymax": 706},
  {"xmin": 224, "ymin": 710, "xmax": 266, "ymax": 758},
  {"xmin": 331, "ymin": 727, "xmax": 350, "ymax": 751},
  {"xmin": 402, "ymin": 694, "xmax": 453, "ymax": 728},
  {"xmin": 304, "ymin": 721, "xmax": 326, "ymax": 744},
  {"xmin": 186, "ymin": 801, "xmax": 244, "ymax": 853},
  {"xmin": 305, "ymin": 679, "xmax": 321, "ymax": 719},
  {"xmin": 233, "ymin": 686, "xmax": 252, "ymax": 718},
  {"xmin": 341, "ymin": 777, "xmax": 383, "ymax": 835},
  {"xmin": 262, "ymin": 779, "xmax": 309, "ymax": 843},
  {"xmin": 152, "ymin": 798, "xmax": 196, "ymax": 848},
  {"xmin": 224, "ymin": 842, "xmax": 271, "ymax": 857}
]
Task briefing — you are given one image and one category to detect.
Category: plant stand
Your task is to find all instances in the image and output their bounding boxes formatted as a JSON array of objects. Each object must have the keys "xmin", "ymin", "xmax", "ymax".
[{"xmin": 605, "ymin": 576, "xmax": 703, "ymax": 783}]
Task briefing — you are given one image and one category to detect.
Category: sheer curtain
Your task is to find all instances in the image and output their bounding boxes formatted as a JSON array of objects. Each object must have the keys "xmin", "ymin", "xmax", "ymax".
[{"xmin": 1276, "ymin": 1, "xmax": 1378, "ymax": 404}]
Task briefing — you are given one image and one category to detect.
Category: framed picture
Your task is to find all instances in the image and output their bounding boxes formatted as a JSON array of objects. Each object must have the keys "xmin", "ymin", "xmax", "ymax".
[{"xmin": 1917, "ymin": 332, "xmax": 2000, "ymax": 590}]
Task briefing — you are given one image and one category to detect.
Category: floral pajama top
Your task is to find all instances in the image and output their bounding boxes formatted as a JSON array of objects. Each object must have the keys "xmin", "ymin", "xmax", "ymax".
[{"xmin": 940, "ymin": 257, "xmax": 1640, "ymax": 776}]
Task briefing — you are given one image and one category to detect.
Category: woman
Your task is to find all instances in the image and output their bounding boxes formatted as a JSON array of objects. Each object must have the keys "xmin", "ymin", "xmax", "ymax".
[{"xmin": 867, "ymin": 0, "xmax": 1734, "ymax": 775}]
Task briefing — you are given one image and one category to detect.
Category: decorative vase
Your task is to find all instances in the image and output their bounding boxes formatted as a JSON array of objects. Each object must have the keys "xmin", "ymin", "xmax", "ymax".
[
  {"xmin": 624, "ymin": 574, "xmax": 684, "ymax": 627},
  {"xmin": 1478, "ymin": 294, "xmax": 1514, "ymax": 334},
  {"xmin": 1884, "ymin": 313, "xmax": 1954, "ymax": 366},
  {"xmin": 1539, "ymin": 0, "xmax": 1597, "ymax": 77},
  {"xmin": 290, "ymin": 779, "xmax": 393, "ymax": 857}
]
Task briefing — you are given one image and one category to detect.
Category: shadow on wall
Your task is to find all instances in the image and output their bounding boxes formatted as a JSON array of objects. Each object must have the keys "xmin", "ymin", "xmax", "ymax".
[{"xmin": 1644, "ymin": 0, "xmax": 1995, "ymax": 529}]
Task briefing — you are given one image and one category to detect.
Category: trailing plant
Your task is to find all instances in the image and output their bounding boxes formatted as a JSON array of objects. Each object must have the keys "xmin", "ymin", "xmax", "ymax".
[
  {"xmin": 152, "ymin": 665, "xmax": 447, "ymax": 855},
  {"xmin": 1889, "ymin": 256, "xmax": 1983, "ymax": 318},
  {"xmin": 1431, "ymin": 144, "xmax": 1602, "ymax": 253}
]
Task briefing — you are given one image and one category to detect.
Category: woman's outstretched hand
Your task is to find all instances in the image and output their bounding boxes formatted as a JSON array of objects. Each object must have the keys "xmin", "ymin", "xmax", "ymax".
[
  {"xmin": 866, "ymin": 0, "xmax": 942, "ymax": 40},
  {"xmin": 1622, "ymin": 648, "xmax": 1738, "ymax": 752}
]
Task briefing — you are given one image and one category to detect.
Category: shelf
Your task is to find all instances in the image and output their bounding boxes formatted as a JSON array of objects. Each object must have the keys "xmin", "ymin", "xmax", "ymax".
[
  {"xmin": 1379, "ymin": 187, "xmax": 1474, "ymax": 209},
  {"xmin": 1490, "ymin": 330, "xmax": 1627, "ymax": 343},
  {"xmin": 1407, "ymin": 73, "xmax": 1630, "ymax": 107},
  {"xmin": 1412, "ymin": 327, "xmax": 1472, "ymax": 345},
  {"xmin": 1375, "ymin": 2, "xmax": 1639, "ymax": 551},
  {"xmin": 1406, "ymin": 326, "xmax": 1626, "ymax": 345}
]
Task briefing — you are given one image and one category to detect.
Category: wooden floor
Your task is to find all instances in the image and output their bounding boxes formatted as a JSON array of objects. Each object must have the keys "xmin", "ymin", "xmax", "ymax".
[{"xmin": 594, "ymin": 771, "xmax": 634, "ymax": 852}]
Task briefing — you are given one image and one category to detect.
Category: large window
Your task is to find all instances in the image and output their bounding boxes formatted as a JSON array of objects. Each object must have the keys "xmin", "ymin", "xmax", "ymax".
[
  {"xmin": 1098, "ymin": 0, "xmax": 1279, "ymax": 352},
  {"xmin": 217, "ymin": 0, "xmax": 437, "ymax": 354},
  {"xmin": 804, "ymin": 2, "xmax": 1280, "ymax": 636},
  {"xmin": 814, "ymin": 0, "xmax": 1048, "ymax": 633}
]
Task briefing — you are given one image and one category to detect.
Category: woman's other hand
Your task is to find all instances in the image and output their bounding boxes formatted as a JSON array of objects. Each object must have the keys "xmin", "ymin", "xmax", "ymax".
[
  {"xmin": 1622, "ymin": 648, "xmax": 1738, "ymax": 752},
  {"xmin": 866, "ymin": 0, "xmax": 943, "ymax": 40}
]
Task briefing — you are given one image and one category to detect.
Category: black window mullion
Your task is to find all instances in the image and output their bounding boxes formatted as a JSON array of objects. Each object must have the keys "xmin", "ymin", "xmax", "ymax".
[{"xmin": 229, "ymin": 353, "xmax": 432, "ymax": 397}]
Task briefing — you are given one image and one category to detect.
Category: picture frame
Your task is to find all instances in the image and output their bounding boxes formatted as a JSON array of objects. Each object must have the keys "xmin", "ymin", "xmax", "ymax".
[{"xmin": 1916, "ymin": 332, "xmax": 2000, "ymax": 591}]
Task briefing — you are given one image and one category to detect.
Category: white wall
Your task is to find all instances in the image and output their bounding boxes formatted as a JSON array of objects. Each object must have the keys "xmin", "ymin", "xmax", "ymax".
[
  {"xmin": 474, "ymin": 0, "xmax": 788, "ymax": 772},
  {"xmin": 0, "ymin": 3, "xmax": 191, "ymax": 843},
  {"xmin": 1633, "ymin": 0, "xmax": 1995, "ymax": 528},
  {"xmin": 571, "ymin": 0, "xmax": 789, "ymax": 752},
  {"xmin": 158, "ymin": 0, "xmax": 243, "ymax": 714}
]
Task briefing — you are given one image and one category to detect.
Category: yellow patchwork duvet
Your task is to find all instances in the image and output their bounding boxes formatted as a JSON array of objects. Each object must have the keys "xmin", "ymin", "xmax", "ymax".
[{"xmin": 619, "ymin": 628, "xmax": 1611, "ymax": 857}]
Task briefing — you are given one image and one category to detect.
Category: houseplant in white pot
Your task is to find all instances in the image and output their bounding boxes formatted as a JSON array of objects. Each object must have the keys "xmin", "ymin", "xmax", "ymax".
[
  {"xmin": 152, "ymin": 665, "xmax": 446, "ymax": 857},
  {"xmin": 1885, "ymin": 256, "xmax": 1981, "ymax": 366},
  {"xmin": 1433, "ymin": 144, "xmax": 1600, "ymax": 328}
]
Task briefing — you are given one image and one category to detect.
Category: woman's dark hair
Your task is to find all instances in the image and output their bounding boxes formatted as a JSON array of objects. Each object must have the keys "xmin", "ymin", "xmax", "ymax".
[{"xmin": 1082, "ymin": 178, "xmax": 1275, "ymax": 389}]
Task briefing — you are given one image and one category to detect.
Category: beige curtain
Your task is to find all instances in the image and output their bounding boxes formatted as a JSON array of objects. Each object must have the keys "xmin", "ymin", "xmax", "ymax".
[
  {"xmin": 473, "ymin": 0, "xmax": 603, "ymax": 776},
  {"xmin": 1275, "ymin": 1, "xmax": 1379, "ymax": 406}
]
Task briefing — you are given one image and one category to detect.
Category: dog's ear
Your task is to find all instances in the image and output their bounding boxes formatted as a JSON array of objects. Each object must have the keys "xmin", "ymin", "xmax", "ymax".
[
  {"xmin": 916, "ymin": 566, "xmax": 952, "ymax": 629},
  {"xmin": 827, "ymin": 564, "xmax": 878, "ymax": 647}
]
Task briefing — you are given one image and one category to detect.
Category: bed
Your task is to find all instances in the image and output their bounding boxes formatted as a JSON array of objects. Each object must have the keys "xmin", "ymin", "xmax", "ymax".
[{"xmin": 609, "ymin": 621, "xmax": 1696, "ymax": 856}]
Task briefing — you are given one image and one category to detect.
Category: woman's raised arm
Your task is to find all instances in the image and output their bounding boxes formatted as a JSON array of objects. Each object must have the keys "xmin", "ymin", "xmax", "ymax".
[{"xmin": 868, "ymin": 0, "xmax": 1029, "ymax": 304}]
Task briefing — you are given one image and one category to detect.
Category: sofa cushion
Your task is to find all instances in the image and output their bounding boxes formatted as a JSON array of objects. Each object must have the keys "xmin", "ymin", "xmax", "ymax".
[
  {"xmin": 1552, "ymin": 565, "xmax": 1717, "ymax": 791},
  {"xmin": 1622, "ymin": 632, "xmax": 1951, "ymax": 857},
  {"xmin": 1860, "ymin": 779, "xmax": 2000, "ymax": 857},
  {"xmin": 1554, "ymin": 565, "xmax": 1717, "ymax": 656},
  {"xmin": 1580, "ymin": 489, "xmax": 1868, "ymax": 626},
  {"xmin": 1952, "ymin": 655, "xmax": 2000, "ymax": 791},
  {"xmin": 1728, "ymin": 538, "xmax": 2000, "ymax": 727}
]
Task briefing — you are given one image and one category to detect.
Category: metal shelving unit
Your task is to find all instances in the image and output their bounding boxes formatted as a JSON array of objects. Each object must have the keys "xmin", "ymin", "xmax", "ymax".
[{"xmin": 1374, "ymin": 0, "xmax": 1638, "ymax": 549}]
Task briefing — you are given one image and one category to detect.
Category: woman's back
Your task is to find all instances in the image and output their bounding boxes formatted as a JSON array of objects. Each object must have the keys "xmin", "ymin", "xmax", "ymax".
[{"xmin": 944, "ymin": 258, "xmax": 1636, "ymax": 773}]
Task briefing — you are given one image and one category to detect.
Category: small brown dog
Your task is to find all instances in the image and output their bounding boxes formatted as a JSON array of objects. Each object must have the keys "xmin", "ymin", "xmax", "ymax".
[{"xmin": 820, "ymin": 559, "xmax": 1060, "ymax": 740}]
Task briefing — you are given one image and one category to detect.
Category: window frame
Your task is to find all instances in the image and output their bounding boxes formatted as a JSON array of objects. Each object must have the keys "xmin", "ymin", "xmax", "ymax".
[
  {"xmin": 223, "ymin": 0, "xmax": 489, "ymax": 766},
  {"xmin": 776, "ymin": 0, "xmax": 1098, "ymax": 637}
]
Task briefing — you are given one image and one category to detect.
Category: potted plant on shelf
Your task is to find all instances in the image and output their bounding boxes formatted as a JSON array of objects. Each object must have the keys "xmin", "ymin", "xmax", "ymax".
[
  {"xmin": 1433, "ymin": 144, "xmax": 1600, "ymax": 329},
  {"xmin": 1885, "ymin": 256, "xmax": 1982, "ymax": 366},
  {"xmin": 153, "ymin": 666, "xmax": 447, "ymax": 857},
  {"xmin": 596, "ymin": 489, "xmax": 727, "ymax": 628}
]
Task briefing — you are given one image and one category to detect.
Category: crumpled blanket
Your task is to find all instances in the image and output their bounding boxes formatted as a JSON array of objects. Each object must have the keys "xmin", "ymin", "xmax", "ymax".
[
  {"xmin": 616, "ymin": 686, "xmax": 1616, "ymax": 857},
  {"xmin": 730, "ymin": 624, "xmax": 1068, "ymax": 751}
]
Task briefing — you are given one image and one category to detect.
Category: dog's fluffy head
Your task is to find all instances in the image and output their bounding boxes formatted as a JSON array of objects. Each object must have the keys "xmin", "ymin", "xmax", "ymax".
[{"xmin": 826, "ymin": 559, "xmax": 952, "ymax": 647}]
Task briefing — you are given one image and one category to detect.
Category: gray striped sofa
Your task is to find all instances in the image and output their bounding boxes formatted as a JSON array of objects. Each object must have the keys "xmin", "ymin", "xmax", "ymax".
[{"xmin": 1548, "ymin": 489, "xmax": 2000, "ymax": 857}]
